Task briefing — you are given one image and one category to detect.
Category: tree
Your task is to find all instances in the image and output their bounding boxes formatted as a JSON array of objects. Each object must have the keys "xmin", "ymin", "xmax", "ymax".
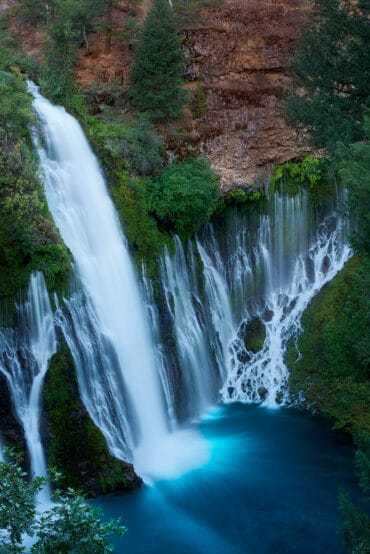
[
  {"xmin": 340, "ymin": 111, "xmax": 370, "ymax": 255},
  {"xmin": 32, "ymin": 488, "xmax": 125, "ymax": 553},
  {"xmin": 150, "ymin": 157, "xmax": 220, "ymax": 237},
  {"xmin": 130, "ymin": 0, "xmax": 186, "ymax": 120},
  {"xmin": 284, "ymin": 0, "xmax": 370, "ymax": 152},
  {"xmin": 0, "ymin": 457, "xmax": 43, "ymax": 553},
  {"xmin": 0, "ymin": 458, "xmax": 125, "ymax": 553}
]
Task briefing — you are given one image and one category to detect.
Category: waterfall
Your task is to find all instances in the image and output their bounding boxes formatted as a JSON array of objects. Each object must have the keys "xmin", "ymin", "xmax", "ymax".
[
  {"xmin": 160, "ymin": 189, "xmax": 351, "ymax": 412},
  {"xmin": 0, "ymin": 84, "xmax": 351, "ymax": 485},
  {"xmin": 0, "ymin": 272, "xmax": 56, "ymax": 502},
  {"xmin": 30, "ymin": 84, "xmax": 208, "ymax": 479}
]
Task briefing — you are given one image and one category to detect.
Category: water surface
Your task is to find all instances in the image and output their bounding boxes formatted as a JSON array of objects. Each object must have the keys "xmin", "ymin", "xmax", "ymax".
[{"xmin": 96, "ymin": 405, "xmax": 357, "ymax": 554}]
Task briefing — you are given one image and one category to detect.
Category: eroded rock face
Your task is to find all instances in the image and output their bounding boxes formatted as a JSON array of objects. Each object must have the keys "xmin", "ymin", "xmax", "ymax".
[{"xmin": 182, "ymin": 0, "xmax": 311, "ymax": 190}]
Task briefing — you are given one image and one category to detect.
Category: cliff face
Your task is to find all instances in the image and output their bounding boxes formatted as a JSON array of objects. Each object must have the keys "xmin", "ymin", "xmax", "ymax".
[
  {"xmin": 7, "ymin": 0, "xmax": 311, "ymax": 190},
  {"xmin": 182, "ymin": 0, "xmax": 311, "ymax": 189}
]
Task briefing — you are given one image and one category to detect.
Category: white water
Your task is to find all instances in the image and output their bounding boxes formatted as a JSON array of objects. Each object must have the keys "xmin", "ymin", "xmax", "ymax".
[
  {"xmin": 0, "ymin": 272, "xmax": 56, "ymax": 503},
  {"xmin": 0, "ymin": 85, "xmax": 350, "ymax": 486},
  {"xmin": 30, "ymin": 84, "xmax": 208, "ymax": 479},
  {"xmin": 160, "ymin": 190, "xmax": 351, "ymax": 412}
]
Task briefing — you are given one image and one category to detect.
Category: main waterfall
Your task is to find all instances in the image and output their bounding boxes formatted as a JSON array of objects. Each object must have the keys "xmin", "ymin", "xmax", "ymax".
[{"xmin": 29, "ymin": 85, "xmax": 208, "ymax": 479}]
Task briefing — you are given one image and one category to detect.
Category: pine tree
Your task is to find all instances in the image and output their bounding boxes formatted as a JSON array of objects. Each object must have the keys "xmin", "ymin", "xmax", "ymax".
[
  {"xmin": 130, "ymin": 0, "xmax": 186, "ymax": 120},
  {"xmin": 284, "ymin": 0, "xmax": 370, "ymax": 152}
]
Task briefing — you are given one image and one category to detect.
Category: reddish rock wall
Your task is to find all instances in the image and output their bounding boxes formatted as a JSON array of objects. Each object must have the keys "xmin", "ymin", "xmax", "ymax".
[{"xmin": 183, "ymin": 0, "xmax": 311, "ymax": 189}]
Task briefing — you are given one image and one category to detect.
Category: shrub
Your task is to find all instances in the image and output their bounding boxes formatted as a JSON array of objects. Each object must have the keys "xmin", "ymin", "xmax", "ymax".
[{"xmin": 151, "ymin": 157, "xmax": 221, "ymax": 237}]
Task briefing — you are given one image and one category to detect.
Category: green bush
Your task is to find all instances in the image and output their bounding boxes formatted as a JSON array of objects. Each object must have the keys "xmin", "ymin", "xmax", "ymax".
[
  {"xmin": 110, "ymin": 173, "xmax": 170, "ymax": 273},
  {"xmin": 225, "ymin": 188, "xmax": 265, "ymax": 205},
  {"xmin": 150, "ymin": 157, "xmax": 221, "ymax": 238},
  {"xmin": 340, "ymin": 112, "xmax": 370, "ymax": 256}
]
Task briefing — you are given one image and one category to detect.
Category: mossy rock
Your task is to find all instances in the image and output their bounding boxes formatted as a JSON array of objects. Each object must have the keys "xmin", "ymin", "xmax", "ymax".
[
  {"xmin": 286, "ymin": 255, "xmax": 370, "ymax": 441},
  {"xmin": 239, "ymin": 318, "xmax": 266, "ymax": 353},
  {"xmin": 43, "ymin": 345, "xmax": 142, "ymax": 497},
  {"xmin": 0, "ymin": 373, "xmax": 26, "ymax": 457}
]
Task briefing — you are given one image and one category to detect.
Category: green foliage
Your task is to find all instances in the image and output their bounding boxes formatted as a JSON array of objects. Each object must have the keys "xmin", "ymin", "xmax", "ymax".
[
  {"xmin": 0, "ymin": 455, "xmax": 125, "ymax": 553},
  {"xmin": 130, "ymin": 0, "xmax": 187, "ymax": 120},
  {"xmin": 32, "ymin": 488, "xmax": 126, "ymax": 553},
  {"xmin": 340, "ymin": 112, "xmax": 370, "ymax": 255},
  {"xmin": 339, "ymin": 446, "xmax": 370, "ymax": 554},
  {"xmin": 225, "ymin": 188, "xmax": 265, "ymax": 205},
  {"xmin": 269, "ymin": 157, "xmax": 329, "ymax": 196},
  {"xmin": 86, "ymin": 114, "xmax": 164, "ymax": 176},
  {"xmin": 122, "ymin": 117, "xmax": 165, "ymax": 176},
  {"xmin": 111, "ymin": 173, "xmax": 170, "ymax": 272},
  {"xmin": 284, "ymin": 0, "xmax": 370, "ymax": 152},
  {"xmin": 150, "ymin": 157, "xmax": 221, "ymax": 238},
  {"xmin": 41, "ymin": 1, "xmax": 81, "ymax": 103},
  {"xmin": 86, "ymin": 116, "xmax": 130, "ymax": 173},
  {"xmin": 0, "ymin": 454, "xmax": 44, "ymax": 553},
  {"xmin": 15, "ymin": 0, "xmax": 51, "ymax": 25},
  {"xmin": 0, "ymin": 61, "xmax": 70, "ymax": 299},
  {"xmin": 190, "ymin": 83, "xmax": 208, "ymax": 118},
  {"xmin": 44, "ymin": 346, "xmax": 141, "ymax": 495},
  {"xmin": 286, "ymin": 255, "xmax": 370, "ymax": 439},
  {"xmin": 0, "ymin": 72, "xmax": 33, "ymax": 140},
  {"xmin": 38, "ymin": 0, "xmax": 107, "ymax": 103}
]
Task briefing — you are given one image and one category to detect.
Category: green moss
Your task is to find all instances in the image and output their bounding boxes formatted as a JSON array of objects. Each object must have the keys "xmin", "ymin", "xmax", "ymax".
[
  {"xmin": 286, "ymin": 255, "xmax": 370, "ymax": 441},
  {"xmin": 242, "ymin": 318, "xmax": 266, "ymax": 353},
  {"xmin": 269, "ymin": 156, "xmax": 337, "ymax": 202},
  {"xmin": 44, "ymin": 346, "xmax": 141, "ymax": 496},
  {"xmin": 111, "ymin": 173, "xmax": 171, "ymax": 274}
]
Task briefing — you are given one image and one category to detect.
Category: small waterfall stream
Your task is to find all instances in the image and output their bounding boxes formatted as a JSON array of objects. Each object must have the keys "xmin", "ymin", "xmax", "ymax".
[{"xmin": 0, "ymin": 272, "xmax": 56, "ymax": 502}]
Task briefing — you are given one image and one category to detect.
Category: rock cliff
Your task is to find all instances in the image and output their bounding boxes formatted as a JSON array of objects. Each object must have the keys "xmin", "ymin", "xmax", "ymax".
[
  {"xmin": 7, "ymin": 0, "xmax": 311, "ymax": 189},
  {"xmin": 182, "ymin": 0, "xmax": 311, "ymax": 189}
]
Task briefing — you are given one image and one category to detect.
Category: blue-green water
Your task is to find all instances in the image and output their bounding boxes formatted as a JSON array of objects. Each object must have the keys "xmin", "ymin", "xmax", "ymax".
[{"xmin": 96, "ymin": 405, "xmax": 358, "ymax": 554}]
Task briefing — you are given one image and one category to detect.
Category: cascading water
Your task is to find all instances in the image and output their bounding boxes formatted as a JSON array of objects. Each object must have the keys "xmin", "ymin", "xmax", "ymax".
[
  {"xmin": 160, "ymin": 189, "xmax": 351, "ymax": 413},
  {"xmin": 29, "ymin": 84, "xmax": 208, "ymax": 479},
  {"xmin": 0, "ymin": 272, "xmax": 56, "ymax": 502},
  {"xmin": 0, "ymin": 84, "xmax": 351, "ymax": 487},
  {"xmin": 160, "ymin": 238, "xmax": 217, "ymax": 416}
]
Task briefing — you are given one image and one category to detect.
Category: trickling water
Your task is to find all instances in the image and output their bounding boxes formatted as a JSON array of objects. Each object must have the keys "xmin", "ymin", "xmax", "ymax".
[
  {"xmin": 30, "ymin": 84, "xmax": 208, "ymax": 479},
  {"xmin": 0, "ymin": 272, "xmax": 56, "ymax": 502}
]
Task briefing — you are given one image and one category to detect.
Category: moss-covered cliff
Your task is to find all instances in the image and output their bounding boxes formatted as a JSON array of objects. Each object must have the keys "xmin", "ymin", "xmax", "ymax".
[
  {"xmin": 286, "ymin": 255, "xmax": 370, "ymax": 442},
  {"xmin": 43, "ymin": 345, "xmax": 142, "ymax": 497}
]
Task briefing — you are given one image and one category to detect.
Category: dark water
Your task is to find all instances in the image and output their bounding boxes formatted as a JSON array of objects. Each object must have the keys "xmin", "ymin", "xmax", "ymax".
[{"xmin": 96, "ymin": 405, "xmax": 358, "ymax": 554}]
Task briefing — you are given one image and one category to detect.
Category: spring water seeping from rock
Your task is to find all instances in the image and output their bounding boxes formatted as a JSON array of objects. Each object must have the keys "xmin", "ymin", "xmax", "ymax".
[{"xmin": 159, "ymin": 189, "xmax": 351, "ymax": 412}]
